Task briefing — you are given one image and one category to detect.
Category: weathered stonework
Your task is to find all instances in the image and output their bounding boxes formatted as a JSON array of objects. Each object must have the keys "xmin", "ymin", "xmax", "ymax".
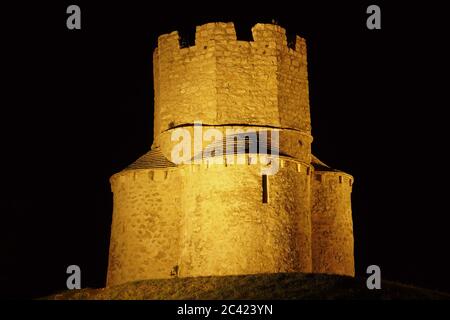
[
  {"xmin": 153, "ymin": 22, "xmax": 310, "ymax": 136},
  {"xmin": 106, "ymin": 22, "xmax": 354, "ymax": 287}
]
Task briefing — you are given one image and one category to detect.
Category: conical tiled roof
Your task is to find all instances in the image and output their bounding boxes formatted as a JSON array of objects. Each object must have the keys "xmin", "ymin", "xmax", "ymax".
[
  {"xmin": 125, "ymin": 149, "xmax": 176, "ymax": 170},
  {"xmin": 311, "ymin": 155, "xmax": 340, "ymax": 172},
  {"xmin": 192, "ymin": 132, "xmax": 282, "ymax": 161}
]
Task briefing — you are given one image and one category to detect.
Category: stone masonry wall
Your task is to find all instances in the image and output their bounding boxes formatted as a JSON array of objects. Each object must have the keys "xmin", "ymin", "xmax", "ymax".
[
  {"xmin": 107, "ymin": 169, "xmax": 182, "ymax": 286},
  {"xmin": 311, "ymin": 172, "xmax": 354, "ymax": 276},
  {"xmin": 107, "ymin": 157, "xmax": 314, "ymax": 285},
  {"xmin": 178, "ymin": 157, "xmax": 312, "ymax": 277},
  {"xmin": 153, "ymin": 23, "xmax": 310, "ymax": 137}
]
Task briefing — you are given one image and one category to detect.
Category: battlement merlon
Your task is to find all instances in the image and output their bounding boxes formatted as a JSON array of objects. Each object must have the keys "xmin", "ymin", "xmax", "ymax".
[{"xmin": 155, "ymin": 22, "xmax": 307, "ymax": 57}]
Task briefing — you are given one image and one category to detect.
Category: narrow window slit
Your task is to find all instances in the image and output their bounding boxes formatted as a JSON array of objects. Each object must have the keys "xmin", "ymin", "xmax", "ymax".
[{"xmin": 262, "ymin": 174, "xmax": 269, "ymax": 203}]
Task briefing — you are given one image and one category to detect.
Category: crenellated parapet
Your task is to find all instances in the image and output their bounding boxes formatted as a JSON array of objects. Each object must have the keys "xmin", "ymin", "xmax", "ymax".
[{"xmin": 153, "ymin": 22, "xmax": 310, "ymax": 138}]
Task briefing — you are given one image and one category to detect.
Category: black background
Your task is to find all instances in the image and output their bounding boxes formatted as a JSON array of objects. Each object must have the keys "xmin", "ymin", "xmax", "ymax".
[{"xmin": 1, "ymin": 1, "xmax": 449, "ymax": 299}]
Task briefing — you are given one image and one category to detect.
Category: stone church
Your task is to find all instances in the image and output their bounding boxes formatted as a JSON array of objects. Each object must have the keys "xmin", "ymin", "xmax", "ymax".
[{"xmin": 106, "ymin": 22, "xmax": 354, "ymax": 286}]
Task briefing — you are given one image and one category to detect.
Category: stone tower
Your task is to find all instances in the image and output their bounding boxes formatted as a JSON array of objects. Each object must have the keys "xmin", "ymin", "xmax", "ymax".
[{"xmin": 106, "ymin": 22, "xmax": 354, "ymax": 287}]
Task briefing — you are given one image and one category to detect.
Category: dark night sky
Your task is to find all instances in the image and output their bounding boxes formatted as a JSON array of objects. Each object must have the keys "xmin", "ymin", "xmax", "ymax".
[{"xmin": 1, "ymin": 1, "xmax": 449, "ymax": 299}]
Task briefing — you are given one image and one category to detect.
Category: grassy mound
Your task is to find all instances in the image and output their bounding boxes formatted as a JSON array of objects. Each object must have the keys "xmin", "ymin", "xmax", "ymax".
[{"xmin": 47, "ymin": 273, "xmax": 450, "ymax": 300}]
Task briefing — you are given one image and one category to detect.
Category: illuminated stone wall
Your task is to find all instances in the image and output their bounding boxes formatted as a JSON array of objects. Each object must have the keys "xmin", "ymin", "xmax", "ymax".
[
  {"xmin": 107, "ymin": 157, "xmax": 314, "ymax": 286},
  {"xmin": 106, "ymin": 22, "xmax": 354, "ymax": 287},
  {"xmin": 107, "ymin": 168, "xmax": 182, "ymax": 286},
  {"xmin": 152, "ymin": 22, "xmax": 310, "ymax": 137},
  {"xmin": 179, "ymin": 157, "xmax": 312, "ymax": 277},
  {"xmin": 311, "ymin": 172, "xmax": 355, "ymax": 276}
]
